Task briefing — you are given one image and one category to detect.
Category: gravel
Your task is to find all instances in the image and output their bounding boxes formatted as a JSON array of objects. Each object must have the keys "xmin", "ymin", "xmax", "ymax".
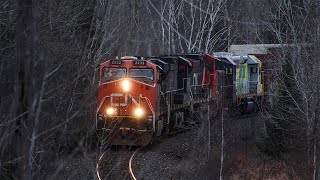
[{"xmin": 132, "ymin": 128, "xmax": 210, "ymax": 180}]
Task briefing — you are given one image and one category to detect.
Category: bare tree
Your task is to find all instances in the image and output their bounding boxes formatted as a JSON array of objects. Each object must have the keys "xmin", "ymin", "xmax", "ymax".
[
  {"xmin": 147, "ymin": 0, "xmax": 227, "ymax": 53},
  {"xmin": 260, "ymin": 1, "xmax": 320, "ymax": 179}
]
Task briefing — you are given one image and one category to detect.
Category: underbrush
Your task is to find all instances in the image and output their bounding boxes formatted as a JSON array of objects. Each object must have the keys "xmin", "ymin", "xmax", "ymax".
[{"xmin": 224, "ymin": 153, "xmax": 312, "ymax": 180}]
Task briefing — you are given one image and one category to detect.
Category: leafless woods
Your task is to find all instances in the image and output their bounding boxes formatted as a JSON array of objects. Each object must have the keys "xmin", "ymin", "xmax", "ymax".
[{"xmin": 0, "ymin": 0, "xmax": 320, "ymax": 179}]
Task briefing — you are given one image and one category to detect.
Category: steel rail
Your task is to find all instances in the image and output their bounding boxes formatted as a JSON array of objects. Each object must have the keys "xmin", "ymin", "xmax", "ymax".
[
  {"xmin": 96, "ymin": 150, "xmax": 108, "ymax": 180},
  {"xmin": 128, "ymin": 148, "xmax": 141, "ymax": 180}
]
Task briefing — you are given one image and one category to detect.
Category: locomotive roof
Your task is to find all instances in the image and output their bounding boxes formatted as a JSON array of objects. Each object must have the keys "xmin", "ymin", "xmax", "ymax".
[
  {"xmin": 148, "ymin": 59, "xmax": 166, "ymax": 71},
  {"xmin": 155, "ymin": 55, "xmax": 193, "ymax": 66},
  {"xmin": 215, "ymin": 57, "xmax": 236, "ymax": 66},
  {"xmin": 248, "ymin": 55, "xmax": 261, "ymax": 64},
  {"xmin": 159, "ymin": 53, "xmax": 213, "ymax": 60},
  {"xmin": 228, "ymin": 44, "xmax": 282, "ymax": 54},
  {"xmin": 213, "ymin": 51, "xmax": 261, "ymax": 65},
  {"xmin": 178, "ymin": 56, "xmax": 193, "ymax": 67},
  {"xmin": 120, "ymin": 56, "xmax": 138, "ymax": 60}
]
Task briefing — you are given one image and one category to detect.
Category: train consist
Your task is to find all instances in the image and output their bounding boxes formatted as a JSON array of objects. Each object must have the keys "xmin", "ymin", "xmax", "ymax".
[{"xmin": 96, "ymin": 53, "xmax": 265, "ymax": 145}]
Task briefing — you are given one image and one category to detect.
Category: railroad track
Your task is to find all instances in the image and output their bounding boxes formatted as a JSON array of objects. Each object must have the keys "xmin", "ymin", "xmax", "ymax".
[
  {"xmin": 96, "ymin": 129, "xmax": 188, "ymax": 179},
  {"xmin": 128, "ymin": 148, "xmax": 141, "ymax": 180},
  {"xmin": 96, "ymin": 146, "xmax": 142, "ymax": 180},
  {"xmin": 96, "ymin": 148, "xmax": 129, "ymax": 180},
  {"xmin": 96, "ymin": 150, "xmax": 107, "ymax": 180}
]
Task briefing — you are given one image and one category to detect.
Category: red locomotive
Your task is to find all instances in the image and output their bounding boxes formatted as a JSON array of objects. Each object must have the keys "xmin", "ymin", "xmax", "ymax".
[
  {"xmin": 96, "ymin": 56, "xmax": 157, "ymax": 145},
  {"xmin": 96, "ymin": 53, "xmax": 265, "ymax": 146}
]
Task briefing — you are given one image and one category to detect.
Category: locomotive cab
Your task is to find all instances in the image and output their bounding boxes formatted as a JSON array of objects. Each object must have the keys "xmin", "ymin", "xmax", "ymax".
[{"xmin": 96, "ymin": 56, "xmax": 158, "ymax": 145}]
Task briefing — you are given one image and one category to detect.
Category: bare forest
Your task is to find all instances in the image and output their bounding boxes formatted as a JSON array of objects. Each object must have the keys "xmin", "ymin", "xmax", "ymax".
[{"xmin": 1, "ymin": 0, "xmax": 320, "ymax": 179}]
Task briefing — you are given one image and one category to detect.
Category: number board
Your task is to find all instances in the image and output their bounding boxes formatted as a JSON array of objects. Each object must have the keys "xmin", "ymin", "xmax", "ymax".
[
  {"xmin": 111, "ymin": 60, "xmax": 122, "ymax": 65},
  {"xmin": 134, "ymin": 61, "xmax": 146, "ymax": 66}
]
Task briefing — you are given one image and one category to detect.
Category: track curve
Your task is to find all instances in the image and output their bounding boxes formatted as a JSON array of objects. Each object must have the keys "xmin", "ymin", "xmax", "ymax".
[
  {"xmin": 96, "ymin": 130, "xmax": 187, "ymax": 179},
  {"xmin": 96, "ymin": 150, "xmax": 107, "ymax": 180},
  {"xmin": 96, "ymin": 147, "xmax": 141, "ymax": 180},
  {"xmin": 128, "ymin": 148, "xmax": 141, "ymax": 180}
]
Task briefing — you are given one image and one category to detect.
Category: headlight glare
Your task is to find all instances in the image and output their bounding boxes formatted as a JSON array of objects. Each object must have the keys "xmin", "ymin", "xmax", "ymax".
[
  {"xmin": 134, "ymin": 107, "xmax": 144, "ymax": 117},
  {"xmin": 106, "ymin": 107, "xmax": 115, "ymax": 115},
  {"xmin": 122, "ymin": 79, "xmax": 130, "ymax": 92}
]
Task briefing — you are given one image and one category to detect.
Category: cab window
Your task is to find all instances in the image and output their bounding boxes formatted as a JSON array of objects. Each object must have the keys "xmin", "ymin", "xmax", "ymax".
[
  {"xmin": 129, "ymin": 68, "xmax": 154, "ymax": 81},
  {"xmin": 102, "ymin": 68, "xmax": 126, "ymax": 82}
]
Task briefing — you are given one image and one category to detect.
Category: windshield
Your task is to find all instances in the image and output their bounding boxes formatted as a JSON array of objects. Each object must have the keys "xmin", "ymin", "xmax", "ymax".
[
  {"xmin": 102, "ymin": 68, "xmax": 126, "ymax": 82},
  {"xmin": 129, "ymin": 68, "xmax": 154, "ymax": 81}
]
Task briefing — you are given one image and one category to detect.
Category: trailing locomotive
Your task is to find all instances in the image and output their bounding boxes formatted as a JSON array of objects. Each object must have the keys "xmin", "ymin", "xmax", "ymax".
[
  {"xmin": 213, "ymin": 52, "xmax": 264, "ymax": 113},
  {"xmin": 96, "ymin": 53, "xmax": 265, "ymax": 146}
]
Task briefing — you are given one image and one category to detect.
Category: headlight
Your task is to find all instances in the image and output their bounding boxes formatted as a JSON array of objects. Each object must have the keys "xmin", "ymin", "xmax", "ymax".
[
  {"xmin": 134, "ymin": 107, "xmax": 144, "ymax": 117},
  {"xmin": 122, "ymin": 79, "xmax": 130, "ymax": 92},
  {"xmin": 106, "ymin": 107, "xmax": 115, "ymax": 115}
]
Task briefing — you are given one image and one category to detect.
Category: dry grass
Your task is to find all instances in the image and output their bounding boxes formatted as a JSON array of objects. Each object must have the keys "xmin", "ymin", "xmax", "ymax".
[{"xmin": 224, "ymin": 153, "xmax": 312, "ymax": 180}]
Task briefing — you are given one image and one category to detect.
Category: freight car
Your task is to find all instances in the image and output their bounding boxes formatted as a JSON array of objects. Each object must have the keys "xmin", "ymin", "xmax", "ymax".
[{"xmin": 96, "ymin": 53, "xmax": 265, "ymax": 146}]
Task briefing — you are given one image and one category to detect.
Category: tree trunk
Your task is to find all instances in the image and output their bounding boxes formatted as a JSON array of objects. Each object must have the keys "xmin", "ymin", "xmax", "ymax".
[
  {"xmin": 219, "ymin": 109, "xmax": 224, "ymax": 180},
  {"xmin": 313, "ymin": 98, "xmax": 320, "ymax": 180},
  {"xmin": 13, "ymin": 0, "xmax": 34, "ymax": 179}
]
